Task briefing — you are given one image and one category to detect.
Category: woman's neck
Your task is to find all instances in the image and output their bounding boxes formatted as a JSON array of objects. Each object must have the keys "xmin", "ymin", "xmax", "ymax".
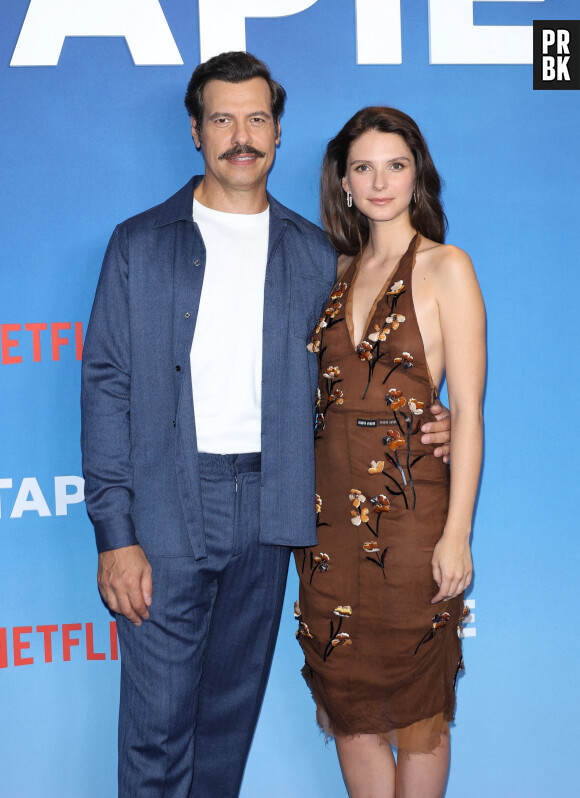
[{"xmin": 364, "ymin": 215, "xmax": 416, "ymax": 262}]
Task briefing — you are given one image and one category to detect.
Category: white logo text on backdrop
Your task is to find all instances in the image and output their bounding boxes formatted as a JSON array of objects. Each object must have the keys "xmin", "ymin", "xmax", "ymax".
[{"xmin": 11, "ymin": 0, "xmax": 544, "ymax": 67}]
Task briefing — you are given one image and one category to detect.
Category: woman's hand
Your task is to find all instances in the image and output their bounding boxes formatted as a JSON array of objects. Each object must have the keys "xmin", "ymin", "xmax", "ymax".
[{"xmin": 431, "ymin": 531, "xmax": 472, "ymax": 603}]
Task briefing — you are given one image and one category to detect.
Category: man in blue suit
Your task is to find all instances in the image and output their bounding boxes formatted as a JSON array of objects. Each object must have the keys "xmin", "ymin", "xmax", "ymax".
[
  {"xmin": 81, "ymin": 51, "xmax": 336, "ymax": 797},
  {"xmin": 81, "ymin": 52, "xmax": 450, "ymax": 797}
]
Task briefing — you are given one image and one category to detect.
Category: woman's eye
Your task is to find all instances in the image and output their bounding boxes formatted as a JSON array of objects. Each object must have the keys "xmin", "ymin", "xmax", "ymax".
[
  {"xmin": 355, "ymin": 164, "xmax": 370, "ymax": 172},
  {"xmin": 390, "ymin": 162, "xmax": 404, "ymax": 171}
]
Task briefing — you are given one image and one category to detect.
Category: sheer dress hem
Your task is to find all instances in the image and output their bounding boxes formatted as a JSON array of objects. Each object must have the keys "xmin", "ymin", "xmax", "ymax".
[{"xmin": 303, "ymin": 667, "xmax": 452, "ymax": 755}]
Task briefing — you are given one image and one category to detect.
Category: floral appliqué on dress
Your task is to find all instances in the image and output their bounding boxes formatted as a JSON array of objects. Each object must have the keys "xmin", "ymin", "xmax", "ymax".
[
  {"xmin": 357, "ymin": 280, "xmax": 408, "ymax": 399},
  {"xmin": 367, "ymin": 391, "xmax": 426, "ymax": 510},
  {"xmin": 309, "ymin": 283, "xmax": 348, "ymax": 437},
  {"xmin": 323, "ymin": 605, "xmax": 353, "ymax": 661}
]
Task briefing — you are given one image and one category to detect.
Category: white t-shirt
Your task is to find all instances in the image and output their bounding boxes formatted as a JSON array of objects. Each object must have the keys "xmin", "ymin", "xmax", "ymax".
[{"xmin": 189, "ymin": 198, "xmax": 269, "ymax": 453}]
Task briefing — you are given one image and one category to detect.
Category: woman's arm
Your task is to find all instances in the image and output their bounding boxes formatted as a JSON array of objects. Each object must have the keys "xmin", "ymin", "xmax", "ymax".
[{"xmin": 429, "ymin": 245, "xmax": 486, "ymax": 604}]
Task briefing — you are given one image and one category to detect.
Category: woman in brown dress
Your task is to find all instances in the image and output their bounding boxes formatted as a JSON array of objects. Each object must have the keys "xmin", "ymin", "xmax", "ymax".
[{"xmin": 294, "ymin": 108, "xmax": 485, "ymax": 797}]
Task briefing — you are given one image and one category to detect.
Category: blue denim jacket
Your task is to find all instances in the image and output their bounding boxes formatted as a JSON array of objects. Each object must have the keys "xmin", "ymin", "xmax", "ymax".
[{"xmin": 81, "ymin": 177, "xmax": 337, "ymax": 558}]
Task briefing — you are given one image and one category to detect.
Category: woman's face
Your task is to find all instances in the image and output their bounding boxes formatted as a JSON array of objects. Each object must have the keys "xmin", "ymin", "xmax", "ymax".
[{"xmin": 342, "ymin": 130, "xmax": 416, "ymax": 224}]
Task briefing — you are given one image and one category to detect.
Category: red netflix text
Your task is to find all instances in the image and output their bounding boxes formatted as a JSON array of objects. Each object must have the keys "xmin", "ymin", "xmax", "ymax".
[
  {"xmin": 0, "ymin": 621, "xmax": 118, "ymax": 667},
  {"xmin": 1, "ymin": 322, "xmax": 84, "ymax": 364}
]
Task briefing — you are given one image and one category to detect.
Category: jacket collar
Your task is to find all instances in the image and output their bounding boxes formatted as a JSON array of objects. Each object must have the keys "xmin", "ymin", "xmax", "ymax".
[{"xmin": 152, "ymin": 175, "xmax": 294, "ymax": 228}]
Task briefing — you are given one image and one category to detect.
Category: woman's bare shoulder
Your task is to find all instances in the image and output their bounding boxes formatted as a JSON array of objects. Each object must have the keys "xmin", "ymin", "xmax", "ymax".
[
  {"xmin": 417, "ymin": 237, "xmax": 474, "ymax": 279},
  {"xmin": 417, "ymin": 237, "xmax": 483, "ymax": 318}
]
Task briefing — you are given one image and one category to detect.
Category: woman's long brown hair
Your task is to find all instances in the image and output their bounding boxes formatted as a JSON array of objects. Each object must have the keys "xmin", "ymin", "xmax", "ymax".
[{"xmin": 321, "ymin": 107, "xmax": 447, "ymax": 255}]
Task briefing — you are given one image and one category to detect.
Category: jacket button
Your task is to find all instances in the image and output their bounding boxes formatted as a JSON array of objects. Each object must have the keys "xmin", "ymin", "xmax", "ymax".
[
  {"xmin": 193, "ymin": 259, "xmax": 201, "ymax": 267},
  {"xmin": 175, "ymin": 365, "xmax": 181, "ymax": 372},
  {"xmin": 184, "ymin": 312, "xmax": 190, "ymax": 318}
]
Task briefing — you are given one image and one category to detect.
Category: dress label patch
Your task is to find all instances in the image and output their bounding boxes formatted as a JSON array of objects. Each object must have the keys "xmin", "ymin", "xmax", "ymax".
[{"xmin": 356, "ymin": 418, "xmax": 398, "ymax": 427}]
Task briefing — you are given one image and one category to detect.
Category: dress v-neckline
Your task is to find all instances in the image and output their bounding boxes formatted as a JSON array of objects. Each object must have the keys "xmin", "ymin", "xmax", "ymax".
[{"xmin": 345, "ymin": 233, "xmax": 419, "ymax": 351}]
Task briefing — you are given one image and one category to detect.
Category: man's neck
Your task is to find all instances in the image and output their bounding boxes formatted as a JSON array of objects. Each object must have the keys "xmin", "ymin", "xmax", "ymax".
[{"xmin": 194, "ymin": 177, "xmax": 269, "ymax": 215}]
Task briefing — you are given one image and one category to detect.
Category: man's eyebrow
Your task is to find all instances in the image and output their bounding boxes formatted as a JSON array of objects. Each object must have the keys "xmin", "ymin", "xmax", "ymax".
[{"xmin": 207, "ymin": 110, "xmax": 272, "ymax": 120}]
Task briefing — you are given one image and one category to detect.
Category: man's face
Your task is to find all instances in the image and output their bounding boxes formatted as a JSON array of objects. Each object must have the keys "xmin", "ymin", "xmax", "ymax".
[{"xmin": 191, "ymin": 77, "xmax": 280, "ymax": 199}]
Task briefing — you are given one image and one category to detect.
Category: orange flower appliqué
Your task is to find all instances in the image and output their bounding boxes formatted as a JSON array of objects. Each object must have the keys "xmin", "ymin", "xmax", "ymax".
[
  {"xmin": 387, "ymin": 280, "xmax": 405, "ymax": 295},
  {"xmin": 368, "ymin": 324, "xmax": 390, "ymax": 342},
  {"xmin": 384, "ymin": 429, "xmax": 405, "ymax": 451},
  {"xmin": 349, "ymin": 489, "xmax": 366, "ymax": 508},
  {"xmin": 330, "ymin": 281, "xmax": 348, "ymax": 301},
  {"xmin": 385, "ymin": 388, "xmax": 406, "ymax": 411},
  {"xmin": 324, "ymin": 365, "xmax": 341, "ymax": 380},
  {"xmin": 325, "ymin": 302, "xmax": 342, "ymax": 319},
  {"xmin": 312, "ymin": 552, "xmax": 330, "ymax": 568},
  {"xmin": 331, "ymin": 632, "xmax": 352, "ymax": 647},
  {"xmin": 408, "ymin": 398, "xmax": 424, "ymax": 415},
  {"xmin": 357, "ymin": 341, "xmax": 373, "ymax": 361},
  {"xmin": 296, "ymin": 621, "xmax": 313, "ymax": 639},
  {"xmin": 371, "ymin": 494, "xmax": 390, "ymax": 513},
  {"xmin": 386, "ymin": 313, "xmax": 406, "ymax": 330},
  {"xmin": 351, "ymin": 508, "xmax": 370, "ymax": 526},
  {"xmin": 394, "ymin": 351, "xmax": 413, "ymax": 367},
  {"xmin": 368, "ymin": 460, "xmax": 385, "ymax": 474}
]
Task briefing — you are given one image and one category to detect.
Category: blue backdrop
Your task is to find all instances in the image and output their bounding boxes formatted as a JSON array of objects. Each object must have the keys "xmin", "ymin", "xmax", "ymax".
[{"xmin": 1, "ymin": 1, "xmax": 578, "ymax": 795}]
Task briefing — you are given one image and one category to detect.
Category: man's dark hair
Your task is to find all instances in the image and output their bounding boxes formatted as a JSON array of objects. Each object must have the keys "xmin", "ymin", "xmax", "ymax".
[{"xmin": 184, "ymin": 51, "xmax": 286, "ymax": 129}]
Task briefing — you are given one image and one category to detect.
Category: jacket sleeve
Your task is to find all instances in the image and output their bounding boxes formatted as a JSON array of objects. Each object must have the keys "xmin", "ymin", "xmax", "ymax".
[{"xmin": 81, "ymin": 224, "xmax": 138, "ymax": 553}]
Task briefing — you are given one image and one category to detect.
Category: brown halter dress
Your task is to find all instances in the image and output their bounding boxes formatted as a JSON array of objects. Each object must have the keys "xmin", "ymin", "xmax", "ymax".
[{"xmin": 294, "ymin": 233, "xmax": 466, "ymax": 753}]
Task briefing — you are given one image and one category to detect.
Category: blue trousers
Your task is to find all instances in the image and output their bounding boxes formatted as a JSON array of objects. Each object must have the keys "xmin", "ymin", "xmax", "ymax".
[{"xmin": 116, "ymin": 453, "xmax": 290, "ymax": 797}]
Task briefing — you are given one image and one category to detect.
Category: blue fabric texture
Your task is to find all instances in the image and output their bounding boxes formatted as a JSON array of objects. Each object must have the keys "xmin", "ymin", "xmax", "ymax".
[
  {"xmin": 116, "ymin": 454, "xmax": 290, "ymax": 797},
  {"xmin": 81, "ymin": 176, "xmax": 337, "ymax": 558}
]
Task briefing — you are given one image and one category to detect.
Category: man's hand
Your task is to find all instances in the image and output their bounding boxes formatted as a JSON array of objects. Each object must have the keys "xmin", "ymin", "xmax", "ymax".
[
  {"xmin": 97, "ymin": 545, "xmax": 152, "ymax": 626},
  {"xmin": 421, "ymin": 401, "xmax": 451, "ymax": 463}
]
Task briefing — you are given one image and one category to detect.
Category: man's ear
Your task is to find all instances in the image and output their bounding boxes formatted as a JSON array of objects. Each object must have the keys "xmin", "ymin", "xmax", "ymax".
[
  {"xmin": 275, "ymin": 120, "xmax": 281, "ymax": 146},
  {"xmin": 191, "ymin": 116, "xmax": 202, "ymax": 150}
]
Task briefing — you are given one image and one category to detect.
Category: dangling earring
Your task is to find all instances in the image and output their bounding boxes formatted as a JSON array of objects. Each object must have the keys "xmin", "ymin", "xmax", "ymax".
[
  {"xmin": 412, "ymin": 189, "xmax": 417, "ymax": 204},
  {"xmin": 347, "ymin": 191, "xmax": 353, "ymax": 208}
]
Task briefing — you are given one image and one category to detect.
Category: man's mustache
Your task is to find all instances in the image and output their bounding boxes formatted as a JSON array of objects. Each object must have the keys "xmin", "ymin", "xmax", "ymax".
[{"xmin": 218, "ymin": 144, "xmax": 266, "ymax": 160}]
